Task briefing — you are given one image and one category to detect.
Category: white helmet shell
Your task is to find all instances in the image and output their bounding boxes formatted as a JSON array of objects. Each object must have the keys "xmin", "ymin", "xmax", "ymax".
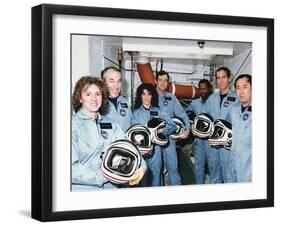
[
  {"xmin": 192, "ymin": 113, "xmax": 214, "ymax": 138},
  {"xmin": 126, "ymin": 124, "xmax": 153, "ymax": 155},
  {"xmin": 208, "ymin": 119, "xmax": 232, "ymax": 149},
  {"xmin": 101, "ymin": 140, "xmax": 142, "ymax": 184},
  {"xmin": 147, "ymin": 118, "xmax": 168, "ymax": 146},
  {"xmin": 170, "ymin": 117, "xmax": 185, "ymax": 140}
]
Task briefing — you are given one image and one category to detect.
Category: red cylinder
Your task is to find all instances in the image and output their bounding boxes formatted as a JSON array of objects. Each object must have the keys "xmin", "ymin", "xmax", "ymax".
[{"xmin": 167, "ymin": 83, "xmax": 200, "ymax": 99}]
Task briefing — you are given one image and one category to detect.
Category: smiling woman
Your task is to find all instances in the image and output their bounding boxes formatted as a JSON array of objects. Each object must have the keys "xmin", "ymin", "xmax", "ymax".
[
  {"xmin": 71, "ymin": 76, "xmax": 147, "ymax": 191},
  {"xmin": 72, "ymin": 77, "xmax": 109, "ymax": 115},
  {"xmin": 79, "ymin": 84, "xmax": 103, "ymax": 116}
]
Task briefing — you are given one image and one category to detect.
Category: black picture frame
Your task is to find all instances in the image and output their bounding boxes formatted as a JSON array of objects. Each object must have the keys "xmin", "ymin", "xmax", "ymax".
[{"xmin": 31, "ymin": 4, "xmax": 274, "ymax": 222}]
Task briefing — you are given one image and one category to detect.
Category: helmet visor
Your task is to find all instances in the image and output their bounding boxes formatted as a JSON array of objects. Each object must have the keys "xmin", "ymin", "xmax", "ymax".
[
  {"xmin": 106, "ymin": 148, "xmax": 137, "ymax": 176},
  {"xmin": 210, "ymin": 125, "xmax": 225, "ymax": 139},
  {"xmin": 195, "ymin": 118, "xmax": 212, "ymax": 133},
  {"xmin": 131, "ymin": 131, "xmax": 150, "ymax": 147}
]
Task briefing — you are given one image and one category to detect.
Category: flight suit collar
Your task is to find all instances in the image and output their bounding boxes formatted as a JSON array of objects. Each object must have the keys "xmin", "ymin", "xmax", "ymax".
[{"xmin": 76, "ymin": 108, "xmax": 103, "ymax": 122}]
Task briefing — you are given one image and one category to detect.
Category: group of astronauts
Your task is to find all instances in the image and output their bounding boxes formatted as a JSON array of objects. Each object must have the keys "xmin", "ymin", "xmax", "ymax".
[{"xmin": 72, "ymin": 65, "xmax": 252, "ymax": 190}]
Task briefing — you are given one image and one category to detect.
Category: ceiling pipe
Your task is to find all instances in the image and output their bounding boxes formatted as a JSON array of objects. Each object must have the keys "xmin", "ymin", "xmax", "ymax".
[{"xmin": 136, "ymin": 63, "xmax": 200, "ymax": 99}]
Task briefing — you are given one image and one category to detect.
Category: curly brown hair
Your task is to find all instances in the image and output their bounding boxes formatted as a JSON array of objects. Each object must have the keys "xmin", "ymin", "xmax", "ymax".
[{"xmin": 72, "ymin": 76, "xmax": 109, "ymax": 114}]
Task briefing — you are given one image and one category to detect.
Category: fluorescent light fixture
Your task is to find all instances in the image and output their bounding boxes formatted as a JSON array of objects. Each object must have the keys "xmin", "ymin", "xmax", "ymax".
[
  {"xmin": 138, "ymin": 52, "xmax": 214, "ymax": 60},
  {"xmin": 122, "ymin": 38, "xmax": 233, "ymax": 60}
]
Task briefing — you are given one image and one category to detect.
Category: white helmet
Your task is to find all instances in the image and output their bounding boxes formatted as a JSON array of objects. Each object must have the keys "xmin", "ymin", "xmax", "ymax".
[
  {"xmin": 208, "ymin": 119, "xmax": 232, "ymax": 149},
  {"xmin": 192, "ymin": 113, "xmax": 214, "ymax": 138},
  {"xmin": 126, "ymin": 124, "xmax": 153, "ymax": 156},
  {"xmin": 101, "ymin": 140, "xmax": 142, "ymax": 184},
  {"xmin": 147, "ymin": 118, "xmax": 168, "ymax": 146},
  {"xmin": 170, "ymin": 117, "xmax": 185, "ymax": 140}
]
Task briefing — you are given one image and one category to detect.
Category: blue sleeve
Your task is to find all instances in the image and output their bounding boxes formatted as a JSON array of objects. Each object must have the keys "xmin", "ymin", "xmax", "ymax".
[
  {"xmin": 173, "ymin": 96, "xmax": 190, "ymax": 129},
  {"xmin": 131, "ymin": 110, "xmax": 138, "ymax": 125},
  {"xmin": 128, "ymin": 107, "xmax": 134, "ymax": 128},
  {"xmin": 185, "ymin": 101, "xmax": 195, "ymax": 112},
  {"xmin": 158, "ymin": 112, "xmax": 177, "ymax": 136},
  {"xmin": 164, "ymin": 121, "xmax": 177, "ymax": 136},
  {"xmin": 72, "ymin": 127, "xmax": 107, "ymax": 188}
]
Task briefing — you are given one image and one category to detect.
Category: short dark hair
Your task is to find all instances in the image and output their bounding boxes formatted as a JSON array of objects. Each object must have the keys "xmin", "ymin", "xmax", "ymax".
[
  {"xmin": 215, "ymin": 66, "xmax": 231, "ymax": 78},
  {"xmin": 234, "ymin": 74, "xmax": 252, "ymax": 88},
  {"xmin": 72, "ymin": 76, "xmax": 109, "ymax": 113},
  {"xmin": 156, "ymin": 70, "xmax": 170, "ymax": 82},
  {"xmin": 101, "ymin": 66, "xmax": 121, "ymax": 79},
  {"xmin": 134, "ymin": 83, "xmax": 159, "ymax": 109},
  {"xmin": 198, "ymin": 79, "xmax": 212, "ymax": 90}
]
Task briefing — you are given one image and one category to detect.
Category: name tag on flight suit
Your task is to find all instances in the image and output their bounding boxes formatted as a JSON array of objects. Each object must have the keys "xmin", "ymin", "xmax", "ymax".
[
  {"xmin": 100, "ymin": 123, "xmax": 112, "ymax": 139},
  {"xmin": 150, "ymin": 111, "xmax": 159, "ymax": 116}
]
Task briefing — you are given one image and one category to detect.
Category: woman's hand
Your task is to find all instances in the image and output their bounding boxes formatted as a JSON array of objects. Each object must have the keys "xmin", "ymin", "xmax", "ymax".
[
  {"xmin": 128, "ymin": 166, "xmax": 147, "ymax": 185},
  {"xmin": 179, "ymin": 128, "xmax": 190, "ymax": 139}
]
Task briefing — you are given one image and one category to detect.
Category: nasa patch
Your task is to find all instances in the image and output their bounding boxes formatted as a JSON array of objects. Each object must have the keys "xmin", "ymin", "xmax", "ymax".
[
  {"xmin": 101, "ymin": 130, "xmax": 108, "ymax": 139},
  {"xmin": 120, "ymin": 109, "xmax": 126, "ymax": 117},
  {"xmin": 163, "ymin": 100, "xmax": 168, "ymax": 106},
  {"xmin": 242, "ymin": 113, "xmax": 249, "ymax": 121},
  {"xmin": 223, "ymin": 101, "xmax": 229, "ymax": 107}
]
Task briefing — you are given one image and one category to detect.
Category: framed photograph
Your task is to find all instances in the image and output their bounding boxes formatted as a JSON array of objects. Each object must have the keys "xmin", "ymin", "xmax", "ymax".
[{"xmin": 32, "ymin": 4, "xmax": 274, "ymax": 221}]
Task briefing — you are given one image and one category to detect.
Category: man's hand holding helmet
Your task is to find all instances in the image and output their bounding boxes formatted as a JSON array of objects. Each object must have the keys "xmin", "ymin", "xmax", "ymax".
[{"xmin": 178, "ymin": 128, "xmax": 190, "ymax": 139}]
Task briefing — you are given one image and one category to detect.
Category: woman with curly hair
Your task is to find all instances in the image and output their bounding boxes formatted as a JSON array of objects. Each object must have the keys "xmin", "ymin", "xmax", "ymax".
[
  {"xmin": 72, "ymin": 76, "xmax": 146, "ymax": 190},
  {"xmin": 132, "ymin": 83, "xmax": 176, "ymax": 186}
]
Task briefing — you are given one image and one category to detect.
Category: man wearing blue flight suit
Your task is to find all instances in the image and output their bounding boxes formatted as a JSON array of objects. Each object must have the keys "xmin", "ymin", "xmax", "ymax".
[
  {"xmin": 204, "ymin": 67, "xmax": 239, "ymax": 183},
  {"xmin": 155, "ymin": 71, "xmax": 190, "ymax": 185},
  {"xmin": 102, "ymin": 66, "xmax": 133, "ymax": 132},
  {"xmin": 228, "ymin": 74, "xmax": 252, "ymax": 182},
  {"xmin": 186, "ymin": 79, "xmax": 215, "ymax": 184}
]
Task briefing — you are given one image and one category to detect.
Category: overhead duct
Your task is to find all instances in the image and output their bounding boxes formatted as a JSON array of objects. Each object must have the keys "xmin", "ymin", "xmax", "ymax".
[
  {"xmin": 136, "ymin": 63, "xmax": 200, "ymax": 99},
  {"xmin": 136, "ymin": 63, "xmax": 156, "ymax": 84},
  {"xmin": 167, "ymin": 82, "xmax": 199, "ymax": 99}
]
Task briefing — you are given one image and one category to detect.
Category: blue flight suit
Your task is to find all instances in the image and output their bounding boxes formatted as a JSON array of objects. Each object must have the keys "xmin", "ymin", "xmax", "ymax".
[
  {"xmin": 105, "ymin": 96, "xmax": 133, "ymax": 132},
  {"xmin": 72, "ymin": 108, "xmax": 147, "ymax": 190},
  {"xmin": 158, "ymin": 91, "xmax": 190, "ymax": 185},
  {"xmin": 186, "ymin": 97, "xmax": 216, "ymax": 184},
  {"xmin": 72, "ymin": 108, "xmax": 127, "ymax": 190},
  {"xmin": 228, "ymin": 104, "xmax": 252, "ymax": 182},
  {"xmin": 204, "ymin": 89, "xmax": 239, "ymax": 183},
  {"xmin": 132, "ymin": 106, "xmax": 177, "ymax": 186}
]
